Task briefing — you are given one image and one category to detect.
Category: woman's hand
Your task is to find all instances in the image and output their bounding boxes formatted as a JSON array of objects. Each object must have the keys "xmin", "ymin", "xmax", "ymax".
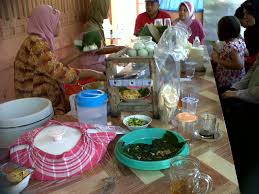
[
  {"xmin": 78, "ymin": 69, "xmax": 106, "ymax": 81},
  {"xmin": 222, "ymin": 90, "xmax": 237, "ymax": 99}
]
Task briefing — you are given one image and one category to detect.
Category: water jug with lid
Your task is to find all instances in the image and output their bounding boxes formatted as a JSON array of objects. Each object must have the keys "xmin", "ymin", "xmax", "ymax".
[{"xmin": 76, "ymin": 90, "xmax": 108, "ymax": 125}]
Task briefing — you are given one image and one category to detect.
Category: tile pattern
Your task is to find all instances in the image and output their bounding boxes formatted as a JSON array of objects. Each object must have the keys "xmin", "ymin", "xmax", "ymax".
[{"xmin": 22, "ymin": 59, "xmax": 240, "ymax": 194}]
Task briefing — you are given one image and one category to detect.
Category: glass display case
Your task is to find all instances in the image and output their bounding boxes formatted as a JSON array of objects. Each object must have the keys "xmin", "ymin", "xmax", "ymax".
[{"xmin": 106, "ymin": 48, "xmax": 159, "ymax": 118}]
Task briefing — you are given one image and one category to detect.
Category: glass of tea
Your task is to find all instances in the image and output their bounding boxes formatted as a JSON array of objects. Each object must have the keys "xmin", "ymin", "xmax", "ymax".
[{"xmin": 170, "ymin": 155, "xmax": 213, "ymax": 194}]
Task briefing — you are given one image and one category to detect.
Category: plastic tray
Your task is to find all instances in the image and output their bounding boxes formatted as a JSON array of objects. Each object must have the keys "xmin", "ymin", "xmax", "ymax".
[{"xmin": 115, "ymin": 128, "xmax": 189, "ymax": 170}]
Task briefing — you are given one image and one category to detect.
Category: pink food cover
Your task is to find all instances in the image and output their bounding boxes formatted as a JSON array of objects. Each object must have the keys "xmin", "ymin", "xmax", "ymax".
[{"xmin": 9, "ymin": 120, "xmax": 116, "ymax": 180}]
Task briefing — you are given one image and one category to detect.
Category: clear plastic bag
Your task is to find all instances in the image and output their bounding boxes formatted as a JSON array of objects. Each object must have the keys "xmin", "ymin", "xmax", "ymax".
[{"xmin": 154, "ymin": 24, "xmax": 191, "ymax": 123}]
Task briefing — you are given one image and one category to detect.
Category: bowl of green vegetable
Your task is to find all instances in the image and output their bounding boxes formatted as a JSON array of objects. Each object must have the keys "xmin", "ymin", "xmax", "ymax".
[
  {"xmin": 115, "ymin": 128, "xmax": 189, "ymax": 170},
  {"xmin": 123, "ymin": 115, "xmax": 152, "ymax": 130}
]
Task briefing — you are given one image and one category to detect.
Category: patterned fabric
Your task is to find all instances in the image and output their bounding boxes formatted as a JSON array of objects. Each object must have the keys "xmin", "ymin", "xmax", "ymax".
[
  {"xmin": 9, "ymin": 120, "xmax": 116, "ymax": 181},
  {"xmin": 215, "ymin": 38, "xmax": 246, "ymax": 89},
  {"xmin": 14, "ymin": 35, "xmax": 79, "ymax": 115}
]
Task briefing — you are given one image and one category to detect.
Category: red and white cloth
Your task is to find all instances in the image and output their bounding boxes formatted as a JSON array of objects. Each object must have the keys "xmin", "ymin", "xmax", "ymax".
[{"xmin": 9, "ymin": 120, "xmax": 116, "ymax": 180}]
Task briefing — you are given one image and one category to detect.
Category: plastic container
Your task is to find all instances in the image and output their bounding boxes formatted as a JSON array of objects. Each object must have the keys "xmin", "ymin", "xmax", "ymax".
[
  {"xmin": 76, "ymin": 90, "xmax": 108, "ymax": 125},
  {"xmin": 0, "ymin": 97, "xmax": 53, "ymax": 148},
  {"xmin": 0, "ymin": 162, "xmax": 33, "ymax": 194},
  {"xmin": 175, "ymin": 112, "xmax": 198, "ymax": 140},
  {"xmin": 181, "ymin": 96, "xmax": 199, "ymax": 114},
  {"xmin": 193, "ymin": 36, "xmax": 200, "ymax": 47}
]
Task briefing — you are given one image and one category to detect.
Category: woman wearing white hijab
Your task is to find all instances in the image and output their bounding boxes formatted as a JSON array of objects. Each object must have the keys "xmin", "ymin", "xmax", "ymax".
[{"xmin": 173, "ymin": 1, "xmax": 205, "ymax": 44}]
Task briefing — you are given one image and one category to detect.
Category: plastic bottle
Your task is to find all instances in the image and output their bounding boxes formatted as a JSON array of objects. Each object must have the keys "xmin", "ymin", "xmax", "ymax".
[
  {"xmin": 193, "ymin": 36, "xmax": 200, "ymax": 47},
  {"xmin": 110, "ymin": 29, "xmax": 113, "ymax": 45}
]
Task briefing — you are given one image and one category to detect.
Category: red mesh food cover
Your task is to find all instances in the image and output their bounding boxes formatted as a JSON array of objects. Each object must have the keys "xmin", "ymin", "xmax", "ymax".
[{"xmin": 9, "ymin": 120, "xmax": 116, "ymax": 180}]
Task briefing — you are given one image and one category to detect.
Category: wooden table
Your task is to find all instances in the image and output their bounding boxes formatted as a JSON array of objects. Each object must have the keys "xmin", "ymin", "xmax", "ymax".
[{"xmin": 20, "ymin": 57, "xmax": 240, "ymax": 194}]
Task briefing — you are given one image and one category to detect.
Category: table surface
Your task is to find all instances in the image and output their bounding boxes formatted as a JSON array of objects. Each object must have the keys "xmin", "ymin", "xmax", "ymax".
[{"xmin": 20, "ymin": 56, "xmax": 240, "ymax": 194}]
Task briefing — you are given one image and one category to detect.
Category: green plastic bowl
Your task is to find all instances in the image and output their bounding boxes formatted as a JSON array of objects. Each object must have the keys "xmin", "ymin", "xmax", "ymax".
[{"xmin": 115, "ymin": 128, "xmax": 189, "ymax": 170}]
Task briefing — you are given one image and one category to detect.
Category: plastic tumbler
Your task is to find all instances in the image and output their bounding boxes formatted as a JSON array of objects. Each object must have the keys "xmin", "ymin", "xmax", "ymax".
[
  {"xmin": 185, "ymin": 61, "xmax": 196, "ymax": 79},
  {"xmin": 181, "ymin": 96, "xmax": 199, "ymax": 114}
]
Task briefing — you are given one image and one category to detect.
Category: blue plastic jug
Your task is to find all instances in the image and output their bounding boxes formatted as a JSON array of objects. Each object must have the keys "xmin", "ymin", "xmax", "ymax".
[{"xmin": 76, "ymin": 90, "xmax": 108, "ymax": 125}]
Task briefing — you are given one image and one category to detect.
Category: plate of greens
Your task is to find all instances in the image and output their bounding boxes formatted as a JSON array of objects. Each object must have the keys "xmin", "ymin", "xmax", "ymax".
[
  {"xmin": 115, "ymin": 128, "xmax": 189, "ymax": 170},
  {"xmin": 123, "ymin": 114, "xmax": 152, "ymax": 130}
]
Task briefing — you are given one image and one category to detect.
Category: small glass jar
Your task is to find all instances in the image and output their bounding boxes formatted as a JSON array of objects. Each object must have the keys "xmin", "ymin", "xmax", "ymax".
[{"xmin": 175, "ymin": 112, "xmax": 198, "ymax": 140}]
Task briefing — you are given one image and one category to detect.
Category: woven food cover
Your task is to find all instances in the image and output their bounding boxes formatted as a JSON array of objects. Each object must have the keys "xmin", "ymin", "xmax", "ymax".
[{"xmin": 9, "ymin": 120, "xmax": 116, "ymax": 180}]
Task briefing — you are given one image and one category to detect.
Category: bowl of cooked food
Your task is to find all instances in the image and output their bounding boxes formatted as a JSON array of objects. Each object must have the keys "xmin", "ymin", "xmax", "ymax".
[
  {"xmin": 123, "ymin": 115, "xmax": 152, "ymax": 130},
  {"xmin": 115, "ymin": 128, "xmax": 189, "ymax": 170},
  {"xmin": 119, "ymin": 87, "xmax": 150, "ymax": 101}
]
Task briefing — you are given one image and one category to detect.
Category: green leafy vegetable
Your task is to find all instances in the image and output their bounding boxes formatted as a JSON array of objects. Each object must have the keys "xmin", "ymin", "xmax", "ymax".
[
  {"xmin": 155, "ymin": 26, "xmax": 168, "ymax": 34},
  {"xmin": 118, "ymin": 131, "xmax": 185, "ymax": 161},
  {"xmin": 82, "ymin": 30, "xmax": 101, "ymax": 48},
  {"xmin": 127, "ymin": 118, "xmax": 148, "ymax": 126},
  {"xmin": 138, "ymin": 88, "xmax": 150, "ymax": 97}
]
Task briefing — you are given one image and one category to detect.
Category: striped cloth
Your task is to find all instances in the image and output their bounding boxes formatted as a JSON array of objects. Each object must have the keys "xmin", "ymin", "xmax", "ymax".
[{"xmin": 9, "ymin": 120, "xmax": 116, "ymax": 180}]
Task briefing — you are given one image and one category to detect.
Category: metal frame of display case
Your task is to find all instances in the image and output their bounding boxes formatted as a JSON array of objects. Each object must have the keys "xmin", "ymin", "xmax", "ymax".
[{"xmin": 106, "ymin": 48, "xmax": 159, "ymax": 118}]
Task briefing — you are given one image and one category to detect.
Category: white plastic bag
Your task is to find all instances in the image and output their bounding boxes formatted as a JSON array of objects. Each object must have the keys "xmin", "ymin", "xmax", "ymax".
[{"xmin": 154, "ymin": 24, "xmax": 191, "ymax": 123}]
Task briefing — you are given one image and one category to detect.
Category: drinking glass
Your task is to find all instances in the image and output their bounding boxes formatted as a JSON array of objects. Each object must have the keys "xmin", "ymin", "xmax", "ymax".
[
  {"xmin": 154, "ymin": 18, "xmax": 163, "ymax": 26},
  {"xmin": 198, "ymin": 113, "xmax": 218, "ymax": 138},
  {"xmin": 181, "ymin": 96, "xmax": 199, "ymax": 114},
  {"xmin": 176, "ymin": 112, "xmax": 198, "ymax": 143},
  {"xmin": 178, "ymin": 83, "xmax": 198, "ymax": 111},
  {"xmin": 170, "ymin": 155, "xmax": 213, "ymax": 194},
  {"xmin": 164, "ymin": 18, "xmax": 172, "ymax": 27},
  {"xmin": 185, "ymin": 61, "xmax": 196, "ymax": 79}
]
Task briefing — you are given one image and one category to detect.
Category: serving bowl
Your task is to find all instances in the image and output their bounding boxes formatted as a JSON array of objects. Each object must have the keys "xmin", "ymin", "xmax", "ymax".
[
  {"xmin": 123, "ymin": 115, "xmax": 152, "ymax": 130},
  {"xmin": 115, "ymin": 128, "xmax": 189, "ymax": 170},
  {"xmin": 0, "ymin": 97, "xmax": 53, "ymax": 148}
]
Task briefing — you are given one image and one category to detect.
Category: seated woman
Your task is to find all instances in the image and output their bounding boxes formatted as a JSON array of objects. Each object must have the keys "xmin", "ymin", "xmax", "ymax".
[
  {"xmin": 211, "ymin": 16, "xmax": 246, "ymax": 94},
  {"xmin": 221, "ymin": 54, "xmax": 259, "ymax": 193},
  {"xmin": 84, "ymin": 0, "xmax": 109, "ymax": 47},
  {"xmin": 14, "ymin": 5, "xmax": 105, "ymax": 115},
  {"xmin": 235, "ymin": 4, "xmax": 258, "ymax": 72},
  {"xmin": 172, "ymin": 1, "xmax": 205, "ymax": 44},
  {"xmin": 222, "ymin": 55, "xmax": 259, "ymax": 104}
]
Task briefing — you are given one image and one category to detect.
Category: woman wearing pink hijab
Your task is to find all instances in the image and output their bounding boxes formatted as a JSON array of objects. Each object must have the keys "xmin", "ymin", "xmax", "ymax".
[
  {"xmin": 173, "ymin": 1, "xmax": 205, "ymax": 44},
  {"xmin": 27, "ymin": 5, "xmax": 60, "ymax": 50},
  {"xmin": 14, "ymin": 5, "xmax": 105, "ymax": 115}
]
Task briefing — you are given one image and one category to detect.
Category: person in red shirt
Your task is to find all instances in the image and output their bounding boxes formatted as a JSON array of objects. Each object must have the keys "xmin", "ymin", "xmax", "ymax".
[{"xmin": 134, "ymin": 0, "xmax": 171, "ymax": 36}]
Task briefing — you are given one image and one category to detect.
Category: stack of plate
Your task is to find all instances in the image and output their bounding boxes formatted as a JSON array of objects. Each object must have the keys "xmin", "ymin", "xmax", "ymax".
[{"xmin": 0, "ymin": 98, "xmax": 53, "ymax": 148}]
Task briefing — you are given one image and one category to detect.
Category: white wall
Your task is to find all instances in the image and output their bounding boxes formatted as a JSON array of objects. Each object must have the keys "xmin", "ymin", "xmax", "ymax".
[
  {"xmin": 111, "ymin": 0, "xmax": 137, "ymax": 41},
  {"xmin": 204, "ymin": 0, "xmax": 245, "ymax": 41}
]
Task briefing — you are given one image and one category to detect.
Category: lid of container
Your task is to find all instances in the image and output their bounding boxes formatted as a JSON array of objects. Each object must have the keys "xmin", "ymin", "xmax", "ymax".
[
  {"xmin": 34, "ymin": 125, "xmax": 82, "ymax": 155},
  {"xmin": 76, "ymin": 90, "xmax": 108, "ymax": 108},
  {"xmin": 0, "ymin": 98, "xmax": 53, "ymax": 128},
  {"xmin": 176, "ymin": 112, "xmax": 198, "ymax": 123}
]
